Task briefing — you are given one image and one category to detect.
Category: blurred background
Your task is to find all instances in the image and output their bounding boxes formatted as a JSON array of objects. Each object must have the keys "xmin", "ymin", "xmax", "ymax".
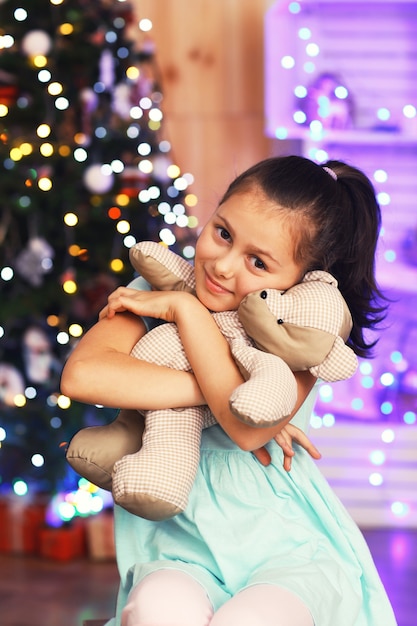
[{"xmin": 0, "ymin": 1, "xmax": 416, "ymax": 624}]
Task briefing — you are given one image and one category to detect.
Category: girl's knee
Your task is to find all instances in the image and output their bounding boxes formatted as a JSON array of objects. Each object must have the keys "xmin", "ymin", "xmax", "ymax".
[
  {"xmin": 121, "ymin": 569, "xmax": 213, "ymax": 626},
  {"xmin": 210, "ymin": 584, "xmax": 314, "ymax": 626}
]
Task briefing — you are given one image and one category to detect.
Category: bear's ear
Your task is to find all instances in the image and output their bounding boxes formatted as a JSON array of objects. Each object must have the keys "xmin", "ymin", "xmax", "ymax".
[
  {"xmin": 129, "ymin": 241, "xmax": 196, "ymax": 293},
  {"xmin": 310, "ymin": 336, "xmax": 358, "ymax": 381}
]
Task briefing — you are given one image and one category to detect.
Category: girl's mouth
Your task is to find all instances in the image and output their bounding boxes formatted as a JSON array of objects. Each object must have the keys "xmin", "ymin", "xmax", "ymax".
[{"xmin": 204, "ymin": 272, "xmax": 231, "ymax": 295}]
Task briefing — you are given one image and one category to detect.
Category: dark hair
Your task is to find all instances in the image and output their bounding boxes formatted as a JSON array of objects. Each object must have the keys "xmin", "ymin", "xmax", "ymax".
[{"xmin": 219, "ymin": 155, "xmax": 388, "ymax": 358}]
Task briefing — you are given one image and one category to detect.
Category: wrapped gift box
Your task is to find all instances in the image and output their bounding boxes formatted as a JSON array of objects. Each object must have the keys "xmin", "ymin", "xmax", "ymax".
[
  {"xmin": 39, "ymin": 519, "xmax": 87, "ymax": 561},
  {"xmin": 86, "ymin": 510, "xmax": 115, "ymax": 560},
  {"xmin": 0, "ymin": 496, "xmax": 47, "ymax": 554}
]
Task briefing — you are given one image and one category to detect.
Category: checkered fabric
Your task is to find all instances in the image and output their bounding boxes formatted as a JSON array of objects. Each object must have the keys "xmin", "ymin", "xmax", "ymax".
[
  {"xmin": 212, "ymin": 312, "xmax": 298, "ymax": 426},
  {"xmin": 238, "ymin": 270, "xmax": 358, "ymax": 382},
  {"xmin": 228, "ymin": 340, "xmax": 297, "ymax": 426},
  {"xmin": 249, "ymin": 271, "xmax": 350, "ymax": 338},
  {"xmin": 115, "ymin": 322, "xmax": 218, "ymax": 518},
  {"xmin": 113, "ymin": 404, "xmax": 214, "ymax": 520},
  {"xmin": 114, "ymin": 307, "xmax": 300, "ymax": 518}
]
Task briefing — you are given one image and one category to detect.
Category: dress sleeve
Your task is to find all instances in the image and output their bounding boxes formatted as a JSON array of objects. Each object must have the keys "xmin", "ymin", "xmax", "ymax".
[
  {"xmin": 127, "ymin": 275, "xmax": 165, "ymax": 333},
  {"xmin": 290, "ymin": 382, "xmax": 320, "ymax": 432}
]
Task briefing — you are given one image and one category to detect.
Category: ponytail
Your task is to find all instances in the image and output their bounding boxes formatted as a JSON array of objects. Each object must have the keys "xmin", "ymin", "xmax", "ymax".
[{"xmin": 320, "ymin": 160, "xmax": 388, "ymax": 357}]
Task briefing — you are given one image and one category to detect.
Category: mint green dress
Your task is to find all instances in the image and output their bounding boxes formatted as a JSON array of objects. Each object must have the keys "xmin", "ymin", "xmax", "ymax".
[
  {"xmin": 104, "ymin": 278, "xmax": 397, "ymax": 626},
  {"xmin": 104, "ymin": 390, "xmax": 397, "ymax": 626}
]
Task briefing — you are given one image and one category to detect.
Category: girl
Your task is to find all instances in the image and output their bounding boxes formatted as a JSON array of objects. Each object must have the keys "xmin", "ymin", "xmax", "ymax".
[{"xmin": 61, "ymin": 156, "xmax": 397, "ymax": 626}]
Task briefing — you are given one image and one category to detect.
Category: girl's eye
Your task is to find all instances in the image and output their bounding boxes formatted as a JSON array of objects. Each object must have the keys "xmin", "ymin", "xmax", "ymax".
[
  {"xmin": 217, "ymin": 226, "xmax": 231, "ymax": 241},
  {"xmin": 252, "ymin": 257, "xmax": 266, "ymax": 270}
]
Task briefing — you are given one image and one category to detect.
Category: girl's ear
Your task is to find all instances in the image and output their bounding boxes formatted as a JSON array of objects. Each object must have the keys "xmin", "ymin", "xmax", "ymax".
[{"xmin": 129, "ymin": 241, "xmax": 196, "ymax": 294}]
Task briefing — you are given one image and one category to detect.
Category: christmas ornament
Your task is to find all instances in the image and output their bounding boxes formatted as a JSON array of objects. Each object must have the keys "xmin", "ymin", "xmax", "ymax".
[
  {"xmin": 119, "ymin": 165, "xmax": 149, "ymax": 197},
  {"xmin": 152, "ymin": 155, "xmax": 172, "ymax": 182},
  {"xmin": 71, "ymin": 273, "xmax": 118, "ymax": 321},
  {"xmin": 83, "ymin": 163, "xmax": 114, "ymax": 194},
  {"xmin": 112, "ymin": 83, "xmax": 131, "ymax": 120},
  {"xmin": 15, "ymin": 237, "xmax": 54, "ymax": 286},
  {"xmin": 0, "ymin": 363, "xmax": 25, "ymax": 406},
  {"xmin": 21, "ymin": 30, "xmax": 52, "ymax": 57},
  {"xmin": 22, "ymin": 326, "xmax": 58, "ymax": 385},
  {"xmin": 99, "ymin": 49, "xmax": 115, "ymax": 90},
  {"xmin": 80, "ymin": 87, "xmax": 99, "ymax": 138}
]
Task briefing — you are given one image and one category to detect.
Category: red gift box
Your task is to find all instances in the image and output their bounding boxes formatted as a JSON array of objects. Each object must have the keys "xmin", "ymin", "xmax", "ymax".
[
  {"xmin": 0, "ymin": 84, "xmax": 19, "ymax": 106},
  {"xmin": 0, "ymin": 497, "xmax": 47, "ymax": 554},
  {"xmin": 86, "ymin": 510, "xmax": 115, "ymax": 560},
  {"xmin": 39, "ymin": 519, "xmax": 87, "ymax": 561}
]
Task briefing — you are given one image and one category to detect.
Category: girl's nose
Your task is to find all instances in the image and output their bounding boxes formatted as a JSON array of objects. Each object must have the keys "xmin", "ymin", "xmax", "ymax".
[{"xmin": 213, "ymin": 252, "xmax": 235, "ymax": 279}]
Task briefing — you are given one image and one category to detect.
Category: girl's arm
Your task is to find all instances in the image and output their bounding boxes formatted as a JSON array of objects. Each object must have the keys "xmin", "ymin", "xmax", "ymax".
[
  {"xmin": 102, "ymin": 287, "xmax": 317, "ymax": 451},
  {"xmin": 60, "ymin": 311, "xmax": 205, "ymax": 410},
  {"xmin": 61, "ymin": 306, "xmax": 319, "ymax": 467}
]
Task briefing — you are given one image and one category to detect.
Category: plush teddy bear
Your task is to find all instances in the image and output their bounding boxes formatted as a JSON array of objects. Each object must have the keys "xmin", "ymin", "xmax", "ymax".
[{"xmin": 66, "ymin": 241, "xmax": 358, "ymax": 521}]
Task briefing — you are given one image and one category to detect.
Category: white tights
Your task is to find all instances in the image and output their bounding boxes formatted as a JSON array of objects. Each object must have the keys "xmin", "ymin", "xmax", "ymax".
[{"xmin": 121, "ymin": 569, "xmax": 314, "ymax": 626}]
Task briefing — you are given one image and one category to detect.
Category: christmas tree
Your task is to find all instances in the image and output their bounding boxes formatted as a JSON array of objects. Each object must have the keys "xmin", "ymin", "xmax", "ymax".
[{"xmin": 0, "ymin": 0, "xmax": 198, "ymax": 504}]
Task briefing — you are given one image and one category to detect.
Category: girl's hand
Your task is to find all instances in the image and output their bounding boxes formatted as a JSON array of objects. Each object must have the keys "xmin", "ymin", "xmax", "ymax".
[
  {"xmin": 253, "ymin": 424, "xmax": 321, "ymax": 470},
  {"xmin": 99, "ymin": 287, "xmax": 200, "ymax": 323}
]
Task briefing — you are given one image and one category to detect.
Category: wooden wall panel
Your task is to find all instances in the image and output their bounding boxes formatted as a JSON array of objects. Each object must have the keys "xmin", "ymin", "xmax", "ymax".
[{"xmin": 132, "ymin": 0, "xmax": 274, "ymax": 226}]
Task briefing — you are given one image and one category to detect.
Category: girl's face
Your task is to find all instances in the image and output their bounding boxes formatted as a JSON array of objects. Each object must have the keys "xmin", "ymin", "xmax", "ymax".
[{"xmin": 194, "ymin": 190, "xmax": 305, "ymax": 312}]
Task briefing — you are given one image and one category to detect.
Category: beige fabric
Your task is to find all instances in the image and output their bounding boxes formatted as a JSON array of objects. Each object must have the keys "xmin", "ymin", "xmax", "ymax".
[
  {"xmin": 66, "ymin": 409, "xmax": 144, "ymax": 491},
  {"xmin": 130, "ymin": 241, "xmax": 196, "ymax": 293}
]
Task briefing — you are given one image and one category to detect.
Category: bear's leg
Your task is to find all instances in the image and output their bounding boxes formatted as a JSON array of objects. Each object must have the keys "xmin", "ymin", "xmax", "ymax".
[
  {"xmin": 112, "ymin": 406, "xmax": 205, "ymax": 521},
  {"xmin": 66, "ymin": 409, "xmax": 144, "ymax": 491},
  {"xmin": 229, "ymin": 344, "xmax": 297, "ymax": 427}
]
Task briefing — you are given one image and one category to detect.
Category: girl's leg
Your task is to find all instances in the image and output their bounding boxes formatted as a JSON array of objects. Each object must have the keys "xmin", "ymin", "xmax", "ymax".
[
  {"xmin": 210, "ymin": 584, "xmax": 314, "ymax": 626},
  {"xmin": 121, "ymin": 568, "xmax": 214, "ymax": 626}
]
